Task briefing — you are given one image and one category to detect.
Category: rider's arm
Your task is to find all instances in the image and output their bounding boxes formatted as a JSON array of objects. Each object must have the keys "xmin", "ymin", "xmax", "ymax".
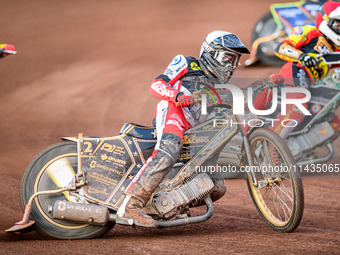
[
  {"xmin": 275, "ymin": 26, "xmax": 321, "ymax": 64},
  {"xmin": 275, "ymin": 41, "xmax": 304, "ymax": 63},
  {"xmin": 150, "ymin": 55, "xmax": 189, "ymax": 102},
  {"xmin": 150, "ymin": 79, "xmax": 180, "ymax": 102}
]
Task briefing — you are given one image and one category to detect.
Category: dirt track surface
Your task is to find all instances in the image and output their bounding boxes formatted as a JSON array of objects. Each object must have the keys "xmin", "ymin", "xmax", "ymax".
[{"xmin": 0, "ymin": 0, "xmax": 339, "ymax": 254}]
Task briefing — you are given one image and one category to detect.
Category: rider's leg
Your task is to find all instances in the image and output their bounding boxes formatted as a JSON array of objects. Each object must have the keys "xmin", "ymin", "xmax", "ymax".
[
  {"xmin": 122, "ymin": 101, "xmax": 190, "ymax": 227},
  {"xmin": 124, "ymin": 133, "xmax": 182, "ymax": 226}
]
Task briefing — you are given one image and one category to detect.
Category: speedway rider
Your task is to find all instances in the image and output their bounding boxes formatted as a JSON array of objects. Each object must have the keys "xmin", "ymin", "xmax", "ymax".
[
  {"xmin": 119, "ymin": 31, "xmax": 250, "ymax": 227},
  {"xmin": 269, "ymin": 1, "xmax": 340, "ymax": 138},
  {"xmin": 0, "ymin": 44, "xmax": 15, "ymax": 58}
]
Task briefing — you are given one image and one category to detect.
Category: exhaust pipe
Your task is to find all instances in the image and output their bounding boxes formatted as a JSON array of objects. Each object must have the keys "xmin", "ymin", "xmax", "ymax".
[
  {"xmin": 50, "ymin": 200, "xmax": 113, "ymax": 226},
  {"xmin": 51, "ymin": 198, "xmax": 214, "ymax": 228}
]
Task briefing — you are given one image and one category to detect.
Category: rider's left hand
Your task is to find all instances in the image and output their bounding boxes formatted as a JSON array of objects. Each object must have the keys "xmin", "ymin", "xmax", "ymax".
[{"xmin": 299, "ymin": 54, "xmax": 317, "ymax": 68}]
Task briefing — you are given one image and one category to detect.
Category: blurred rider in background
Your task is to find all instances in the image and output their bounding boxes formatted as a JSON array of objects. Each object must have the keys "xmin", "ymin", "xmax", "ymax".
[
  {"xmin": 119, "ymin": 31, "xmax": 250, "ymax": 227},
  {"xmin": 0, "ymin": 44, "xmax": 15, "ymax": 58},
  {"xmin": 270, "ymin": 1, "xmax": 340, "ymax": 138}
]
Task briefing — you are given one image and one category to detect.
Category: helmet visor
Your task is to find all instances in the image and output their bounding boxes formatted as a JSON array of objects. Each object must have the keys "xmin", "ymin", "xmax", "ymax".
[
  {"xmin": 330, "ymin": 19, "xmax": 340, "ymax": 34},
  {"xmin": 214, "ymin": 50, "xmax": 240, "ymax": 68}
]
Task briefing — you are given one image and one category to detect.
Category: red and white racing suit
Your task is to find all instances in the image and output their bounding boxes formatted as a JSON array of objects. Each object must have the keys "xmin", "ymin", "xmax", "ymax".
[
  {"xmin": 126, "ymin": 55, "xmax": 226, "ymax": 205},
  {"xmin": 150, "ymin": 54, "xmax": 209, "ymax": 142}
]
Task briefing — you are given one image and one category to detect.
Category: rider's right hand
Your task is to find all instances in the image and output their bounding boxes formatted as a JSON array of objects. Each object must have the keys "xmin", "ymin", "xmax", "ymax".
[
  {"xmin": 299, "ymin": 54, "xmax": 317, "ymax": 68},
  {"xmin": 175, "ymin": 92, "xmax": 195, "ymax": 108}
]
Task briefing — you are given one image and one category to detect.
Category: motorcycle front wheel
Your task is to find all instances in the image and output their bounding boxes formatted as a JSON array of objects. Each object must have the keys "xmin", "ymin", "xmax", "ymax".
[
  {"xmin": 246, "ymin": 128, "xmax": 304, "ymax": 232},
  {"xmin": 20, "ymin": 141, "xmax": 115, "ymax": 239}
]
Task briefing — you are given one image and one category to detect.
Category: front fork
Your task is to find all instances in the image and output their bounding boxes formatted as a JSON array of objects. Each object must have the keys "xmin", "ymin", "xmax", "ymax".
[
  {"xmin": 236, "ymin": 114, "xmax": 259, "ymax": 188},
  {"xmin": 242, "ymin": 135, "xmax": 258, "ymax": 187},
  {"xmin": 241, "ymin": 131, "xmax": 282, "ymax": 190}
]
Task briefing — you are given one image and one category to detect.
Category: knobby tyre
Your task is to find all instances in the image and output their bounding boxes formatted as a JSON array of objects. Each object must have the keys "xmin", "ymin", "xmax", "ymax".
[
  {"xmin": 246, "ymin": 128, "xmax": 304, "ymax": 232},
  {"xmin": 20, "ymin": 141, "xmax": 115, "ymax": 239}
]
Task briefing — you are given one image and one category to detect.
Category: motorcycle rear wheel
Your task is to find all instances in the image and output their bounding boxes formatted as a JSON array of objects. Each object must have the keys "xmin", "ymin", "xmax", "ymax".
[
  {"xmin": 20, "ymin": 141, "xmax": 115, "ymax": 239},
  {"xmin": 246, "ymin": 128, "xmax": 304, "ymax": 232}
]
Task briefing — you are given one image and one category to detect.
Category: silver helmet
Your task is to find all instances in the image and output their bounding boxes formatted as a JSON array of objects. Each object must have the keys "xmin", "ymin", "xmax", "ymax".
[{"xmin": 199, "ymin": 31, "xmax": 249, "ymax": 83}]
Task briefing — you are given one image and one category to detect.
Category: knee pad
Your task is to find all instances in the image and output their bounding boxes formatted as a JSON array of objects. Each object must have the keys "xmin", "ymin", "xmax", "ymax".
[{"xmin": 157, "ymin": 133, "xmax": 183, "ymax": 164}]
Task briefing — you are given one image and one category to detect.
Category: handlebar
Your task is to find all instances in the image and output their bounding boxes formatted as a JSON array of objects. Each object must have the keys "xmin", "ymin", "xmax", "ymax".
[{"xmin": 317, "ymin": 52, "xmax": 340, "ymax": 65}]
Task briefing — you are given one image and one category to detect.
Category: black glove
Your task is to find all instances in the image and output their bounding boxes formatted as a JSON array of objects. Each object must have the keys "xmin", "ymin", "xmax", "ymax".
[
  {"xmin": 0, "ymin": 48, "xmax": 4, "ymax": 58},
  {"xmin": 299, "ymin": 54, "xmax": 317, "ymax": 68}
]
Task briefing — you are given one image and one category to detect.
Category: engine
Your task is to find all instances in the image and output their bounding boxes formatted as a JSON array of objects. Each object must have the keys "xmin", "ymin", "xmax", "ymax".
[{"xmin": 152, "ymin": 173, "xmax": 214, "ymax": 219}]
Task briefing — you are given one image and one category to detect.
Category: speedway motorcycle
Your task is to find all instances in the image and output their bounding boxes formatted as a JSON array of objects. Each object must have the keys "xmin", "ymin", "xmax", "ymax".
[
  {"xmin": 222, "ymin": 53, "xmax": 340, "ymax": 168},
  {"xmin": 6, "ymin": 80, "xmax": 304, "ymax": 239},
  {"xmin": 245, "ymin": 0, "xmax": 326, "ymax": 66}
]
